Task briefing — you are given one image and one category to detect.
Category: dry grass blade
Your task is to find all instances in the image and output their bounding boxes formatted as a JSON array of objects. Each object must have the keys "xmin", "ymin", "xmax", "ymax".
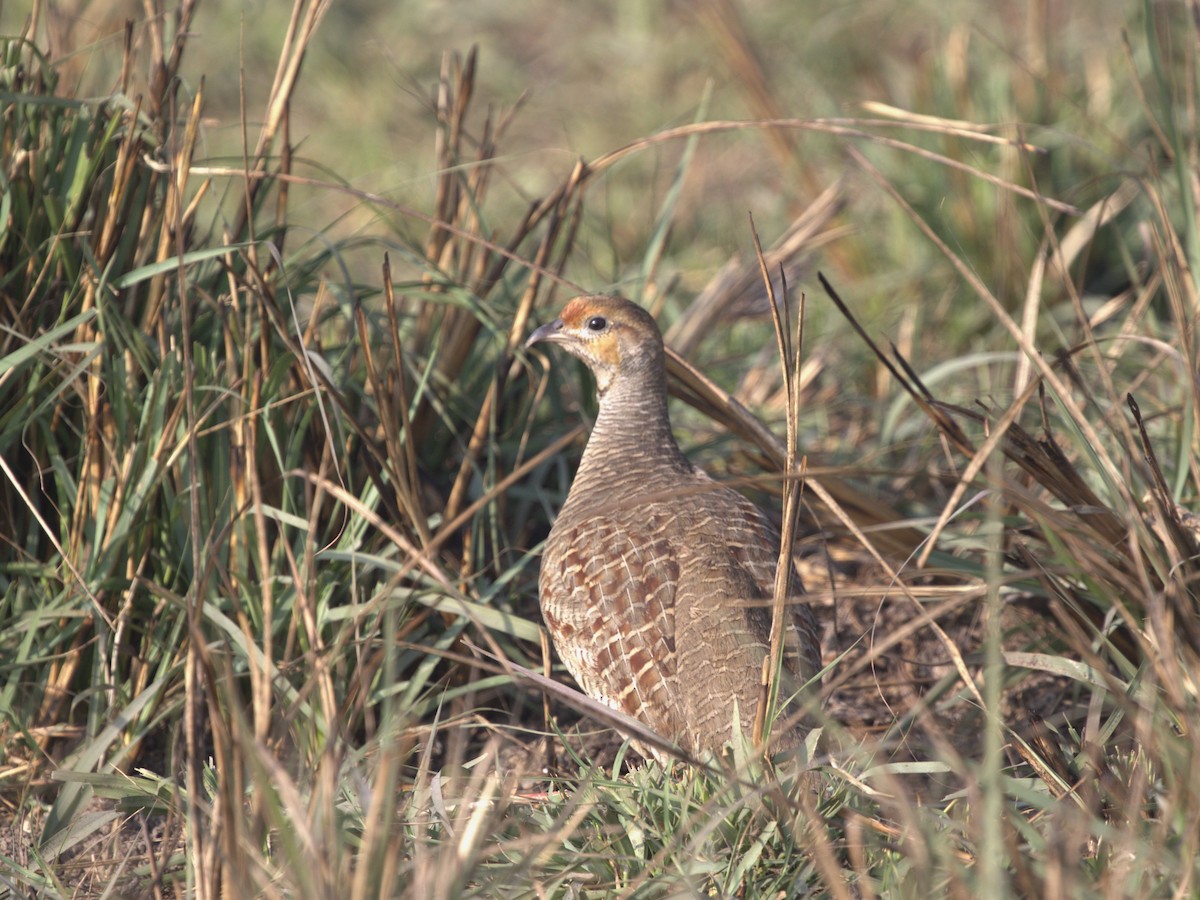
[
  {"xmin": 846, "ymin": 144, "xmax": 1134, "ymax": 506},
  {"xmin": 169, "ymin": 58, "xmax": 214, "ymax": 900},
  {"xmin": 802, "ymin": 475, "xmax": 988, "ymax": 714},
  {"xmin": 1045, "ymin": 179, "xmax": 1141, "ymax": 285},
  {"xmin": 689, "ymin": 0, "xmax": 804, "ymax": 190},
  {"xmin": 821, "ymin": 183, "xmax": 1200, "ymax": 687},
  {"xmin": 818, "ymin": 272, "xmax": 973, "ymax": 455},
  {"xmin": 858, "ymin": 101, "xmax": 1025, "ymax": 140},
  {"xmin": 493, "ymin": 655, "xmax": 698, "ymax": 768},
  {"xmin": 442, "ymin": 179, "xmax": 580, "ymax": 530},
  {"xmin": 1128, "ymin": 392, "xmax": 1191, "ymax": 546},
  {"xmin": 228, "ymin": 0, "xmax": 329, "ymax": 241},
  {"xmin": 586, "ymin": 118, "xmax": 1082, "ymax": 216},
  {"xmin": 666, "ymin": 181, "xmax": 846, "ymax": 357},
  {"xmin": 745, "ymin": 213, "xmax": 807, "ymax": 752},
  {"xmin": 1126, "ymin": 394, "xmax": 1200, "ymax": 655},
  {"xmin": 663, "ymin": 347, "xmax": 925, "ymax": 559},
  {"xmin": 822, "ymin": 267, "xmax": 1138, "ymax": 566}
]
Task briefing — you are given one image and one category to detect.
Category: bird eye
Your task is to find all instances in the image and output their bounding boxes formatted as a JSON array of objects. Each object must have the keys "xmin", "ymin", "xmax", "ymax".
[{"xmin": 586, "ymin": 316, "xmax": 607, "ymax": 332}]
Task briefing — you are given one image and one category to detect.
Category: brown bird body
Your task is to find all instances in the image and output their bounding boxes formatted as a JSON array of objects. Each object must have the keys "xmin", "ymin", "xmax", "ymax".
[{"xmin": 527, "ymin": 295, "xmax": 820, "ymax": 762}]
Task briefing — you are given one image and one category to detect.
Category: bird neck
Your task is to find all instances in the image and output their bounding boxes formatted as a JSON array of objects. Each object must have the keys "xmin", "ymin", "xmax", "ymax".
[{"xmin": 576, "ymin": 368, "xmax": 692, "ymax": 484}]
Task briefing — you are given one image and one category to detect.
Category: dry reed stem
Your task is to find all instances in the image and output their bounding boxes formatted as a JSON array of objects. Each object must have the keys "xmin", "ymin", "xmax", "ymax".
[{"xmin": 747, "ymin": 211, "xmax": 809, "ymax": 753}]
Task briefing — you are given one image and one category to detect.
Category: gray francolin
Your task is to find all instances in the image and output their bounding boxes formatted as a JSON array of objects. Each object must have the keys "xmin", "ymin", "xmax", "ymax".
[{"xmin": 526, "ymin": 294, "xmax": 821, "ymax": 763}]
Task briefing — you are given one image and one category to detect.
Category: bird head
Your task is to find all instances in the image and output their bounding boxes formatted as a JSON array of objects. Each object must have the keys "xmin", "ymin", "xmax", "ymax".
[{"xmin": 525, "ymin": 294, "xmax": 664, "ymax": 396}]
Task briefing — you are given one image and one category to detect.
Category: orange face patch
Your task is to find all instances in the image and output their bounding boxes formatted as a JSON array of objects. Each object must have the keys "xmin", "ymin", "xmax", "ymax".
[
  {"xmin": 592, "ymin": 333, "xmax": 621, "ymax": 367},
  {"xmin": 559, "ymin": 296, "xmax": 596, "ymax": 327},
  {"xmin": 559, "ymin": 296, "xmax": 621, "ymax": 367}
]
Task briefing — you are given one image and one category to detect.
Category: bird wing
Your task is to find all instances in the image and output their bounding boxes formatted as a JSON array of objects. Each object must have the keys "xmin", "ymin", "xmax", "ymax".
[
  {"xmin": 674, "ymin": 483, "xmax": 821, "ymax": 748},
  {"xmin": 539, "ymin": 515, "xmax": 685, "ymax": 750},
  {"xmin": 722, "ymin": 490, "xmax": 823, "ymax": 680}
]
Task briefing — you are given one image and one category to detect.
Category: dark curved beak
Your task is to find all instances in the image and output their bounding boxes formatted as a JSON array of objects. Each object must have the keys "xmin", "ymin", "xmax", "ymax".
[{"xmin": 524, "ymin": 318, "xmax": 564, "ymax": 349}]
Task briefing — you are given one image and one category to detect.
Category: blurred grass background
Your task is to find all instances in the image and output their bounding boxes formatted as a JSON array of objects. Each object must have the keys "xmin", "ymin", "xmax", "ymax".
[
  {"xmin": 3, "ymin": 0, "xmax": 1199, "ymax": 896},
  {"xmin": 12, "ymin": 0, "xmax": 1151, "ymax": 365}
]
